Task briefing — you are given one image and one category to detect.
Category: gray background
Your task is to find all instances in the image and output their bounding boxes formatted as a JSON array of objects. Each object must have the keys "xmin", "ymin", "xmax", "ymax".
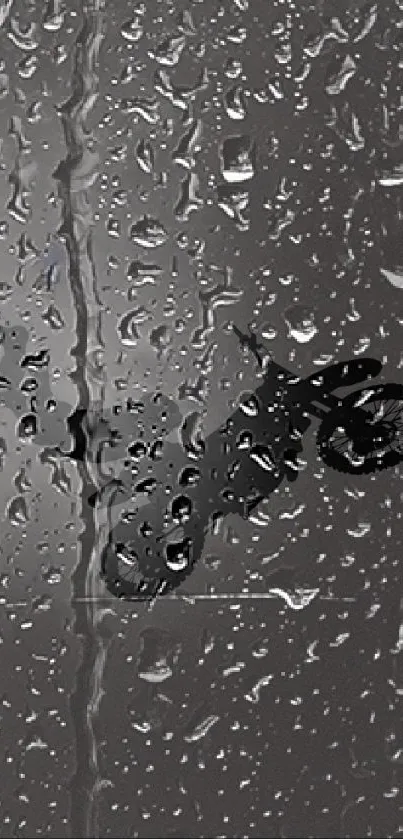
[{"xmin": 0, "ymin": 0, "xmax": 401, "ymax": 837}]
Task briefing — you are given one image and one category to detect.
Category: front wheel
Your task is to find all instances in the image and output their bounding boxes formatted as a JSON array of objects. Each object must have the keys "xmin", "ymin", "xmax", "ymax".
[{"xmin": 317, "ymin": 384, "xmax": 403, "ymax": 474}]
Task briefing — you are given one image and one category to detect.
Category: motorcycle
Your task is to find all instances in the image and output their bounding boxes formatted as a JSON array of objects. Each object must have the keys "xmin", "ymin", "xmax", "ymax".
[{"xmin": 100, "ymin": 325, "xmax": 403, "ymax": 600}]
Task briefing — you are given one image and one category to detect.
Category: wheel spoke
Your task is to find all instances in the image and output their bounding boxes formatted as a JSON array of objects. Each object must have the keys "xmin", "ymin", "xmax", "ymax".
[
  {"xmin": 332, "ymin": 435, "xmax": 350, "ymax": 450},
  {"xmin": 122, "ymin": 568, "xmax": 135, "ymax": 582},
  {"xmin": 383, "ymin": 401, "xmax": 402, "ymax": 420},
  {"xmin": 330, "ymin": 436, "xmax": 348, "ymax": 449},
  {"xmin": 322, "ymin": 391, "xmax": 403, "ymax": 471},
  {"xmin": 363, "ymin": 399, "xmax": 401, "ymax": 424},
  {"xmin": 372, "ymin": 400, "xmax": 384, "ymax": 419},
  {"xmin": 335, "ymin": 442, "xmax": 351, "ymax": 455}
]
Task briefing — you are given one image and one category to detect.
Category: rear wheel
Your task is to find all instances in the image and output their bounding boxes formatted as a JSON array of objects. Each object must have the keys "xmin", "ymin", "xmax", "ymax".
[
  {"xmin": 100, "ymin": 514, "xmax": 206, "ymax": 600},
  {"xmin": 317, "ymin": 384, "xmax": 403, "ymax": 474}
]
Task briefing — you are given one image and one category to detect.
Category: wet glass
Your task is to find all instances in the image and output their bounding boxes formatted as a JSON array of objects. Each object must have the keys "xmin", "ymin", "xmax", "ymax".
[{"xmin": 0, "ymin": 1, "xmax": 401, "ymax": 838}]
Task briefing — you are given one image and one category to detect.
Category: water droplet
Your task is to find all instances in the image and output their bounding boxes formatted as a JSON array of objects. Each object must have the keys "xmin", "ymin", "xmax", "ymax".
[
  {"xmin": 42, "ymin": 304, "xmax": 65, "ymax": 330},
  {"xmin": 380, "ymin": 267, "xmax": 403, "ymax": 289},
  {"xmin": 149, "ymin": 324, "xmax": 172, "ymax": 357},
  {"xmin": 127, "ymin": 440, "xmax": 147, "ymax": 459},
  {"xmin": 129, "ymin": 215, "xmax": 168, "ymax": 248},
  {"xmin": 220, "ymin": 135, "xmax": 256, "ymax": 183},
  {"xmin": 224, "ymin": 85, "xmax": 247, "ymax": 120},
  {"xmin": 17, "ymin": 413, "xmax": 38, "ymax": 441},
  {"xmin": 7, "ymin": 495, "xmax": 29, "ymax": 526},
  {"xmin": 135, "ymin": 138, "xmax": 155, "ymax": 175},
  {"xmin": 283, "ymin": 305, "xmax": 318, "ymax": 343},
  {"xmin": 171, "ymin": 494, "xmax": 192, "ymax": 524},
  {"xmin": 249, "ymin": 444, "xmax": 278, "ymax": 472},
  {"xmin": 165, "ymin": 536, "xmax": 192, "ymax": 572},
  {"xmin": 0, "ymin": 282, "xmax": 13, "ymax": 302},
  {"xmin": 150, "ymin": 34, "xmax": 186, "ymax": 67},
  {"xmin": 325, "ymin": 54, "xmax": 357, "ymax": 95},
  {"xmin": 117, "ymin": 310, "xmax": 143, "ymax": 346},
  {"xmin": 42, "ymin": 567, "xmax": 62, "ymax": 585},
  {"xmin": 121, "ymin": 16, "xmax": 144, "ymax": 42},
  {"xmin": 239, "ymin": 392, "xmax": 260, "ymax": 417},
  {"xmin": 184, "ymin": 714, "xmax": 220, "ymax": 743}
]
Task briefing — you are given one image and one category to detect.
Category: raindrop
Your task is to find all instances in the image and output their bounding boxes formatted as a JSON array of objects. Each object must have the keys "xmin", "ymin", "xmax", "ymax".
[
  {"xmin": 127, "ymin": 440, "xmax": 147, "ymax": 459},
  {"xmin": 20, "ymin": 377, "xmax": 38, "ymax": 394},
  {"xmin": 121, "ymin": 16, "xmax": 144, "ymax": 42},
  {"xmin": 325, "ymin": 54, "xmax": 357, "ymax": 96},
  {"xmin": 179, "ymin": 466, "xmax": 201, "ymax": 487},
  {"xmin": 20, "ymin": 349, "xmax": 50, "ymax": 371},
  {"xmin": 165, "ymin": 536, "xmax": 192, "ymax": 572},
  {"xmin": 149, "ymin": 324, "xmax": 172, "ymax": 357},
  {"xmin": 220, "ymin": 135, "xmax": 256, "ymax": 183},
  {"xmin": 117, "ymin": 310, "xmax": 142, "ymax": 346},
  {"xmin": 135, "ymin": 138, "xmax": 155, "ymax": 175},
  {"xmin": 42, "ymin": 567, "xmax": 62, "ymax": 585},
  {"xmin": 224, "ymin": 85, "xmax": 247, "ymax": 120},
  {"xmin": 184, "ymin": 714, "xmax": 220, "ymax": 743},
  {"xmin": 17, "ymin": 413, "xmax": 38, "ymax": 441},
  {"xmin": 236, "ymin": 430, "xmax": 253, "ymax": 450},
  {"xmin": 129, "ymin": 215, "xmax": 168, "ymax": 248},
  {"xmin": 7, "ymin": 495, "xmax": 29, "ymax": 526},
  {"xmin": 149, "ymin": 34, "xmax": 186, "ymax": 66},
  {"xmin": 42, "ymin": 304, "xmax": 65, "ymax": 330},
  {"xmin": 171, "ymin": 494, "xmax": 192, "ymax": 524},
  {"xmin": 239, "ymin": 392, "xmax": 260, "ymax": 417},
  {"xmin": 249, "ymin": 444, "xmax": 278, "ymax": 472},
  {"xmin": 283, "ymin": 305, "xmax": 318, "ymax": 343},
  {"xmin": 0, "ymin": 282, "xmax": 13, "ymax": 302},
  {"xmin": 380, "ymin": 267, "xmax": 403, "ymax": 289}
]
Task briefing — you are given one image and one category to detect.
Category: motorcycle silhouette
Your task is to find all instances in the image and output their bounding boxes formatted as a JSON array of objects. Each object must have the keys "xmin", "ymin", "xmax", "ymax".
[
  {"xmin": 100, "ymin": 325, "xmax": 403, "ymax": 601},
  {"xmin": 1, "ymin": 322, "xmax": 402, "ymax": 600}
]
